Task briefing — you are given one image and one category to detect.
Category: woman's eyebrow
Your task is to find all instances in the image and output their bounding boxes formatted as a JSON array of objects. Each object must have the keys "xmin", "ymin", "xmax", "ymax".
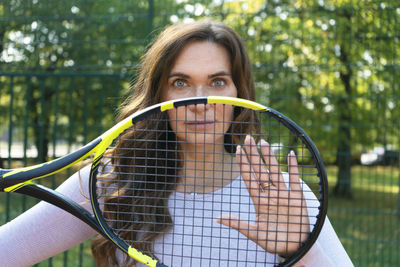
[
  {"xmin": 208, "ymin": 71, "xmax": 232, "ymax": 78},
  {"xmin": 168, "ymin": 72, "xmax": 190, "ymax": 79},
  {"xmin": 168, "ymin": 71, "xmax": 232, "ymax": 79}
]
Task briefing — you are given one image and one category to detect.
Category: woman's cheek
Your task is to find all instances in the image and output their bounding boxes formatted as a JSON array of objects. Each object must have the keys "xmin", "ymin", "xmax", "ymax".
[{"xmin": 167, "ymin": 109, "xmax": 178, "ymax": 132}]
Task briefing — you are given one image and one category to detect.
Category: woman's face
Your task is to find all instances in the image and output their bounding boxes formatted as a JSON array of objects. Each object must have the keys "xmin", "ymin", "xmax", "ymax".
[{"xmin": 161, "ymin": 41, "xmax": 238, "ymax": 147}]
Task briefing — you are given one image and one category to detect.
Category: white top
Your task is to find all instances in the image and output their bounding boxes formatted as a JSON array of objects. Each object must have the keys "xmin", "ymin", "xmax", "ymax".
[
  {"xmin": 0, "ymin": 165, "xmax": 354, "ymax": 267},
  {"xmin": 136, "ymin": 177, "xmax": 279, "ymax": 266}
]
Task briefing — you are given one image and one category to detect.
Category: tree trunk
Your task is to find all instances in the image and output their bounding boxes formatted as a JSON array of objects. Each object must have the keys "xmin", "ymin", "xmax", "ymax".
[
  {"xmin": 398, "ymin": 165, "xmax": 400, "ymax": 219},
  {"xmin": 29, "ymin": 79, "xmax": 53, "ymax": 163},
  {"xmin": 334, "ymin": 96, "xmax": 353, "ymax": 198},
  {"xmin": 333, "ymin": 45, "xmax": 353, "ymax": 198}
]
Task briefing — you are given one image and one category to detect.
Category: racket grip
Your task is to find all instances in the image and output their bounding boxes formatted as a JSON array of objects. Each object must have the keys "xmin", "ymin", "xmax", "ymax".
[
  {"xmin": 0, "ymin": 168, "xmax": 11, "ymax": 178},
  {"xmin": 0, "ymin": 169, "xmax": 13, "ymax": 191},
  {"xmin": 156, "ymin": 263, "xmax": 168, "ymax": 267}
]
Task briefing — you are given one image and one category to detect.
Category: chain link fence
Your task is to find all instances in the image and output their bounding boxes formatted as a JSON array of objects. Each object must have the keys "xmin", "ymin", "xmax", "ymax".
[{"xmin": 1, "ymin": 1, "xmax": 399, "ymax": 266}]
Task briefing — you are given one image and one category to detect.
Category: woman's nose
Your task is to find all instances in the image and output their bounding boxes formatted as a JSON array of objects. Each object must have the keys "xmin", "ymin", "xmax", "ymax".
[
  {"xmin": 193, "ymin": 85, "xmax": 207, "ymax": 97},
  {"xmin": 186, "ymin": 85, "xmax": 211, "ymax": 112},
  {"xmin": 187, "ymin": 102, "xmax": 211, "ymax": 113}
]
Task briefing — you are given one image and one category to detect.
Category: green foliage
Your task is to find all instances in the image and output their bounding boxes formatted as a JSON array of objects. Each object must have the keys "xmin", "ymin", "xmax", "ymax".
[
  {"xmin": 2, "ymin": 1, "xmax": 398, "ymax": 162},
  {"xmin": 0, "ymin": 0, "xmax": 176, "ymax": 162},
  {"xmin": 0, "ymin": 1, "xmax": 399, "ymax": 265},
  {"xmin": 199, "ymin": 0, "xmax": 399, "ymax": 197}
]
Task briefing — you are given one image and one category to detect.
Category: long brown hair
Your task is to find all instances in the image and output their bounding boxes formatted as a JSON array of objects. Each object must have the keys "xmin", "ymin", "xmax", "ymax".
[{"xmin": 91, "ymin": 19, "xmax": 256, "ymax": 266}]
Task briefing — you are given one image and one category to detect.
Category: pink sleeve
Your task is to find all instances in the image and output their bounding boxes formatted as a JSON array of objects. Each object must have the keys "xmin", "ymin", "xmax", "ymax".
[{"xmin": 0, "ymin": 165, "xmax": 97, "ymax": 267}]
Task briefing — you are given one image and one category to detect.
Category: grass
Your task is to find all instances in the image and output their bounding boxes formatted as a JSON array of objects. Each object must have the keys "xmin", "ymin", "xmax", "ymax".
[
  {"xmin": 1, "ymin": 164, "xmax": 399, "ymax": 266},
  {"xmin": 327, "ymin": 165, "xmax": 400, "ymax": 267}
]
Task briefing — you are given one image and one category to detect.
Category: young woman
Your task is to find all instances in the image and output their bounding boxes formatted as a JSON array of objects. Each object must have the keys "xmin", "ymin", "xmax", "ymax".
[{"xmin": 0, "ymin": 20, "xmax": 353, "ymax": 267}]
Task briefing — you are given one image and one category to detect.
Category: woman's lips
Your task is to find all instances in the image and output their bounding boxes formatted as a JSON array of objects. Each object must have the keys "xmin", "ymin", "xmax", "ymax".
[{"xmin": 184, "ymin": 121, "xmax": 215, "ymax": 130}]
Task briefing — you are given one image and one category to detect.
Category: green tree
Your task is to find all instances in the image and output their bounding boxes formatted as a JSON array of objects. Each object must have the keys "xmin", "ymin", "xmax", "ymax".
[
  {"xmin": 203, "ymin": 0, "xmax": 399, "ymax": 198},
  {"xmin": 0, "ymin": 0, "xmax": 176, "ymax": 162}
]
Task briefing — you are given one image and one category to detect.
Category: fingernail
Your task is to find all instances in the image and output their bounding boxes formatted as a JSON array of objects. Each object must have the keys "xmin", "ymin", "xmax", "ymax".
[{"xmin": 260, "ymin": 139, "xmax": 268, "ymax": 146}]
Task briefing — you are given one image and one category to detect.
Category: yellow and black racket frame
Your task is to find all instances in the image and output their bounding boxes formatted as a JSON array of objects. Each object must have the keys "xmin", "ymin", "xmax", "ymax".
[{"xmin": 1, "ymin": 96, "xmax": 328, "ymax": 267}]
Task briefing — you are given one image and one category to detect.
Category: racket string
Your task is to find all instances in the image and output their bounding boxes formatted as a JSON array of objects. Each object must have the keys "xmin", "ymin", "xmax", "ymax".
[{"xmin": 94, "ymin": 103, "xmax": 324, "ymax": 266}]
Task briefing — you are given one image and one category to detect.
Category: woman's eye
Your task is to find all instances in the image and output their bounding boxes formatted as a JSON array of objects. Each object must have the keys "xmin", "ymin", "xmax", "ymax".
[
  {"xmin": 173, "ymin": 79, "xmax": 187, "ymax": 88},
  {"xmin": 212, "ymin": 79, "xmax": 226, "ymax": 88}
]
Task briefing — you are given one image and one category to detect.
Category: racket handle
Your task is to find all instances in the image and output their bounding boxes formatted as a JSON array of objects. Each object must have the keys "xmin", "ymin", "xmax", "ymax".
[
  {"xmin": 0, "ymin": 169, "xmax": 13, "ymax": 191},
  {"xmin": 156, "ymin": 263, "xmax": 168, "ymax": 267},
  {"xmin": 0, "ymin": 168, "xmax": 12, "ymax": 178}
]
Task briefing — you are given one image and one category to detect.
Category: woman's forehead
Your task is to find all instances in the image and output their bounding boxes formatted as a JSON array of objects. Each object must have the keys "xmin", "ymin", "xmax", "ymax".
[{"xmin": 170, "ymin": 41, "xmax": 231, "ymax": 76}]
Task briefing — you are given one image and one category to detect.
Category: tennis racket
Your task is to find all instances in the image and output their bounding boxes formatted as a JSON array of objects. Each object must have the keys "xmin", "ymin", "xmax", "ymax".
[{"xmin": 0, "ymin": 96, "xmax": 327, "ymax": 267}]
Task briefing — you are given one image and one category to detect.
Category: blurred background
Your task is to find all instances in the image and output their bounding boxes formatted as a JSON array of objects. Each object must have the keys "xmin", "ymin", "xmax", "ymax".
[{"xmin": 0, "ymin": 0, "xmax": 399, "ymax": 266}]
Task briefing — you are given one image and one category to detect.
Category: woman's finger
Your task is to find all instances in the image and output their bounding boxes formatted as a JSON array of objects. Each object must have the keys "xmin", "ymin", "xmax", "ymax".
[
  {"xmin": 259, "ymin": 139, "xmax": 286, "ymax": 189},
  {"xmin": 236, "ymin": 144, "xmax": 268, "ymax": 211},
  {"xmin": 215, "ymin": 214, "xmax": 258, "ymax": 241},
  {"xmin": 288, "ymin": 151, "xmax": 309, "ymax": 229},
  {"xmin": 243, "ymin": 135, "xmax": 270, "ymax": 185},
  {"xmin": 288, "ymin": 150, "xmax": 302, "ymax": 192}
]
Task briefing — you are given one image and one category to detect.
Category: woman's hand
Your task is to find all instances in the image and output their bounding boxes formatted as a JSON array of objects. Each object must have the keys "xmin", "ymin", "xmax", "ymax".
[{"xmin": 216, "ymin": 135, "xmax": 310, "ymax": 257}]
